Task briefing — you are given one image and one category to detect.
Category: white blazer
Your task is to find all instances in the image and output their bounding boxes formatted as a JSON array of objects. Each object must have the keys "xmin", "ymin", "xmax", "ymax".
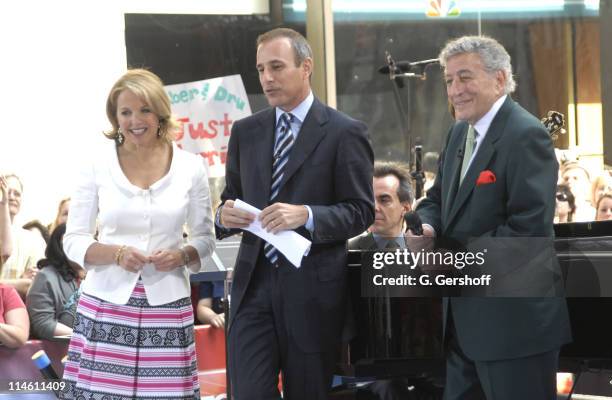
[{"xmin": 64, "ymin": 142, "xmax": 215, "ymax": 305}]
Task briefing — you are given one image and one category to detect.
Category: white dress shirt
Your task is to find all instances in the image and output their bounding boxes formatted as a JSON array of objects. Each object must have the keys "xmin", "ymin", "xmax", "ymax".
[
  {"xmin": 64, "ymin": 142, "xmax": 215, "ymax": 306},
  {"xmin": 464, "ymin": 94, "xmax": 507, "ymax": 170},
  {"xmin": 275, "ymin": 91, "xmax": 315, "ymax": 231}
]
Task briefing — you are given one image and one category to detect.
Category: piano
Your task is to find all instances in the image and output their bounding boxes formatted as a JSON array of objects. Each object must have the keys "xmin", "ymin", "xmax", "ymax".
[{"xmin": 340, "ymin": 220, "xmax": 612, "ymax": 396}]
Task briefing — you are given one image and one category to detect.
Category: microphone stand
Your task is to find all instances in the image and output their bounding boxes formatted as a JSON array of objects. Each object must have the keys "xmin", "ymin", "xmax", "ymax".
[
  {"xmin": 385, "ymin": 51, "xmax": 411, "ymax": 154},
  {"xmin": 411, "ymin": 143, "xmax": 425, "ymax": 200},
  {"xmin": 381, "ymin": 52, "xmax": 438, "ymax": 182}
]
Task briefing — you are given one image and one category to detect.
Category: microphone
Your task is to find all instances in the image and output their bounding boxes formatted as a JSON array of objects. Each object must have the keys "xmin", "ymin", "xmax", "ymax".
[
  {"xmin": 457, "ymin": 147, "xmax": 464, "ymax": 159},
  {"xmin": 378, "ymin": 58, "xmax": 440, "ymax": 74},
  {"xmin": 405, "ymin": 212, "xmax": 424, "ymax": 235},
  {"xmin": 32, "ymin": 350, "xmax": 59, "ymax": 380},
  {"xmin": 378, "ymin": 61, "xmax": 413, "ymax": 75}
]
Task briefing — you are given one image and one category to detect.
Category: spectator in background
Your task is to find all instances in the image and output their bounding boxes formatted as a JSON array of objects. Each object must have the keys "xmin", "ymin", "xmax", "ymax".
[
  {"xmin": 23, "ymin": 220, "xmax": 50, "ymax": 245},
  {"xmin": 1, "ymin": 176, "xmax": 12, "ymax": 266},
  {"xmin": 561, "ymin": 162, "xmax": 595, "ymax": 221},
  {"xmin": 555, "ymin": 184, "xmax": 576, "ymax": 224},
  {"xmin": 196, "ymin": 280, "xmax": 225, "ymax": 328},
  {"xmin": 49, "ymin": 198, "xmax": 70, "ymax": 234},
  {"xmin": 595, "ymin": 193, "xmax": 612, "ymax": 221},
  {"xmin": 26, "ymin": 223, "xmax": 84, "ymax": 340},
  {"xmin": 591, "ymin": 174, "xmax": 612, "ymax": 208},
  {"xmin": 0, "ymin": 283, "xmax": 29, "ymax": 348},
  {"xmin": 0, "ymin": 174, "xmax": 45, "ymax": 298}
]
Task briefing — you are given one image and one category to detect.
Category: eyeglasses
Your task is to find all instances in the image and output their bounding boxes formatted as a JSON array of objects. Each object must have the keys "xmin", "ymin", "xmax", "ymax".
[{"xmin": 556, "ymin": 193, "xmax": 568, "ymax": 201}]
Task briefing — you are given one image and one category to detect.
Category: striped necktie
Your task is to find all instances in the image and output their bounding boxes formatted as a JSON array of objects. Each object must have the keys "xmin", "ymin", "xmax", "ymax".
[{"xmin": 264, "ymin": 112, "xmax": 295, "ymax": 264}]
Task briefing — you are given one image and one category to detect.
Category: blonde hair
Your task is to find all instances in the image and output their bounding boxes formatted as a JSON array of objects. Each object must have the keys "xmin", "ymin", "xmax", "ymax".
[
  {"xmin": 104, "ymin": 68, "xmax": 179, "ymax": 143},
  {"xmin": 591, "ymin": 174, "xmax": 612, "ymax": 205},
  {"xmin": 49, "ymin": 197, "xmax": 70, "ymax": 234}
]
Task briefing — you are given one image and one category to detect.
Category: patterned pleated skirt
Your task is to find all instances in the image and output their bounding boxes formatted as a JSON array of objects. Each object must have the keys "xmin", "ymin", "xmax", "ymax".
[{"xmin": 60, "ymin": 280, "xmax": 200, "ymax": 400}]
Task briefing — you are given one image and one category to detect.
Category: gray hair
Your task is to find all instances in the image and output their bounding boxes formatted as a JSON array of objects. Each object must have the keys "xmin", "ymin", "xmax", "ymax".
[
  {"xmin": 257, "ymin": 28, "xmax": 313, "ymax": 67},
  {"xmin": 438, "ymin": 35, "xmax": 516, "ymax": 94}
]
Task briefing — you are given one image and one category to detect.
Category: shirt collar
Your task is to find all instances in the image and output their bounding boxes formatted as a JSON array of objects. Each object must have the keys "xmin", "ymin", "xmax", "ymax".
[
  {"xmin": 473, "ymin": 94, "xmax": 507, "ymax": 137},
  {"xmin": 275, "ymin": 91, "xmax": 314, "ymax": 125},
  {"xmin": 372, "ymin": 233, "xmax": 406, "ymax": 249}
]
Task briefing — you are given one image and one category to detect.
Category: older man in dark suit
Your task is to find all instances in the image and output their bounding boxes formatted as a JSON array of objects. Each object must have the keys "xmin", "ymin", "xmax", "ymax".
[
  {"xmin": 216, "ymin": 28, "xmax": 374, "ymax": 400},
  {"xmin": 415, "ymin": 36, "xmax": 571, "ymax": 399}
]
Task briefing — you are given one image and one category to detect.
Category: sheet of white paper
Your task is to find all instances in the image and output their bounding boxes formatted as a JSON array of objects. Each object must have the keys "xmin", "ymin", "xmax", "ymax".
[{"xmin": 234, "ymin": 199, "xmax": 311, "ymax": 268}]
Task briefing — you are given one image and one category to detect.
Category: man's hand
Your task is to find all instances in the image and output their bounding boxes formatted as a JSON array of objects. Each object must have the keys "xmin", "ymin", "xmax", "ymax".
[
  {"xmin": 405, "ymin": 222, "xmax": 436, "ymax": 252},
  {"xmin": 406, "ymin": 223, "xmax": 435, "ymax": 237},
  {"xmin": 260, "ymin": 203, "xmax": 308, "ymax": 234},
  {"xmin": 220, "ymin": 200, "xmax": 255, "ymax": 228}
]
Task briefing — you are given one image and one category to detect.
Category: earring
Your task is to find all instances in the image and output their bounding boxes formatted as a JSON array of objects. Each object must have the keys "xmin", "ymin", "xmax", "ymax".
[
  {"xmin": 116, "ymin": 128, "xmax": 125, "ymax": 145},
  {"xmin": 157, "ymin": 124, "xmax": 162, "ymax": 138}
]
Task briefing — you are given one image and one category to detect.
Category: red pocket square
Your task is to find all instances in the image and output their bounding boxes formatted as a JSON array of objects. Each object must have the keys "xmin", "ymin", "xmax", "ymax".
[{"xmin": 476, "ymin": 170, "xmax": 496, "ymax": 186}]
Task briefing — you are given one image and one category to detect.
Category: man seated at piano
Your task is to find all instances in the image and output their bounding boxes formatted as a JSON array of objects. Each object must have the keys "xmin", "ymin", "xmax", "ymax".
[
  {"xmin": 349, "ymin": 161, "xmax": 413, "ymax": 251},
  {"xmin": 348, "ymin": 161, "xmax": 440, "ymax": 399}
]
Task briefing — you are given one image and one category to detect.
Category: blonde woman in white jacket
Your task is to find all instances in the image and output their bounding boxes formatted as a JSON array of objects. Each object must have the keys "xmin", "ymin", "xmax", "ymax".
[{"xmin": 61, "ymin": 69, "xmax": 215, "ymax": 400}]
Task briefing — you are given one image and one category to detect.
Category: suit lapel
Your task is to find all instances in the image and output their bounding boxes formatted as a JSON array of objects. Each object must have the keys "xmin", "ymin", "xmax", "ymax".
[
  {"xmin": 251, "ymin": 109, "xmax": 276, "ymax": 207},
  {"xmin": 363, "ymin": 232, "xmax": 379, "ymax": 251},
  {"xmin": 278, "ymin": 98, "xmax": 328, "ymax": 191},
  {"xmin": 445, "ymin": 97, "xmax": 513, "ymax": 229}
]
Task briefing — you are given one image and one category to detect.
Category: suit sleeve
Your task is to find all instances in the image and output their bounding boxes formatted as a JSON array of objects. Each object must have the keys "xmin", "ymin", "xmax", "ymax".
[
  {"xmin": 309, "ymin": 120, "xmax": 375, "ymax": 244},
  {"xmin": 494, "ymin": 125, "xmax": 557, "ymax": 236}
]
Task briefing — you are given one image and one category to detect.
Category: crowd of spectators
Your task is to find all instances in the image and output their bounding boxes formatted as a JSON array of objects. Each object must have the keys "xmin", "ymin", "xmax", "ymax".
[{"xmin": 555, "ymin": 157, "xmax": 612, "ymax": 223}]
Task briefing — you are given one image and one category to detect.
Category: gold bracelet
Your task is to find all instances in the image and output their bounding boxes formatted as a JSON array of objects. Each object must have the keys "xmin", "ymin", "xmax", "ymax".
[
  {"xmin": 114, "ymin": 245, "xmax": 127, "ymax": 265},
  {"xmin": 179, "ymin": 248, "xmax": 190, "ymax": 267}
]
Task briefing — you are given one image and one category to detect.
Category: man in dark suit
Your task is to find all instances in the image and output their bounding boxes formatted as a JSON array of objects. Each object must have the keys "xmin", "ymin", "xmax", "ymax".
[
  {"xmin": 415, "ymin": 36, "xmax": 571, "ymax": 399},
  {"xmin": 216, "ymin": 28, "xmax": 374, "ymax": 400}
]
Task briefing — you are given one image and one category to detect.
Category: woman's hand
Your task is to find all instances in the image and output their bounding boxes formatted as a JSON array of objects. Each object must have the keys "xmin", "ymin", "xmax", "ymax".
[
  {"xmin": 209, "ymin": 312, "xmax": 225, "ymax": 329},
  {"xmin": 117, "ymin": 246, "xmax": 149, "ymax": 273},
  {"xmin": 150, "ymin": 249, "xmax": 183, "ymax": 272}
]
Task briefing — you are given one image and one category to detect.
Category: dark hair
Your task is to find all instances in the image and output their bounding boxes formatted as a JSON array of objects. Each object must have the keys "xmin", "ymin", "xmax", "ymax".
[
  {"xmin": 373, "ymin": 161, "xmax": 414, "ymax": 204},
  {"xmin": 37, "ymin": 223, "xmax": 78, "ymax": 282},
  {"xmin": 22, "ymin": 220, "xmax": 50, "ymax": 244},
  {"xmin": 256, "ymin": 28, "xmax": 313, "ymax": 68},
  {"xmin": 556, "ymin": 184, "xmax": 576, "ymax": 222}
]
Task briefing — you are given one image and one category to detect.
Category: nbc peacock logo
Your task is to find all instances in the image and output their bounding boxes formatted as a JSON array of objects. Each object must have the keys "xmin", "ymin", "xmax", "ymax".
[{"xmin": 426, "ymin": 0, "xmax": 461, "ymax": 17}]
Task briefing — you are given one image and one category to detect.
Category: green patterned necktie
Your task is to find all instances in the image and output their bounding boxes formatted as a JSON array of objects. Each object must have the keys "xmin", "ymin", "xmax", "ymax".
[{"xmin": 460, "ymin": 125, "xmax": 477, "ymax": 184}]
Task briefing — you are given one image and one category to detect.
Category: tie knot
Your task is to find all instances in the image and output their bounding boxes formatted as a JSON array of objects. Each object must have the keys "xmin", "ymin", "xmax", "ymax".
[
  {"xmin": 469, "ymin": 125, "xmax": 481, "ymax": 139},
  {"xmin": 385, "ymin": 240, "xmax": 400, "ymax": 250},
  {"xmin": 280, "ymin": 112, "xmax": 294, "ymax": 127}
]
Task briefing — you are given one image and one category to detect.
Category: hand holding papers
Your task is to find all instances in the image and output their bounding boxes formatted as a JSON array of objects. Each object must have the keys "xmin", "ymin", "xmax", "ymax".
[{"xmin": 234, "ymin": 199, "xmax": 311, "ymax": 268}]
